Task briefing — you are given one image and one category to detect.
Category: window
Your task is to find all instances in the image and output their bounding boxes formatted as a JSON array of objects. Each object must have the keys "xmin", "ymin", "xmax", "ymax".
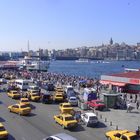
[
  {"xmin": 121, "ymin": 135, "xmax": 128, "ymax": 140},
  {"xmin": 13, "ymin": 105, "xmax": 19, "ymax": 108},
  {"xmin": 114, "ymin": 133, "xmax": 121, "ymax": 138},
  {"xmin": 84, "ymin": 114, "xmax": 88, "ymax": 119}
]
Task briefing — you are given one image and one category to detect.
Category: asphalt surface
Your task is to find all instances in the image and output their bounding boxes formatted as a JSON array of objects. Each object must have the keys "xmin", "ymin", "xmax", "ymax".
[{"xmin": 0, "ymin": 89, "xmax": 108, "ymax": 140}]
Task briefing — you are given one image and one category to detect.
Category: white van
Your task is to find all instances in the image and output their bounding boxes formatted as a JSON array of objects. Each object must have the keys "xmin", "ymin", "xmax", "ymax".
[
  {"xmin": 65, "ymin": 85, "xmax": 74, "ymax": 95},
  {"xmin": 15, "ymin": 79, "xmax": 29, "ymax": 90}
]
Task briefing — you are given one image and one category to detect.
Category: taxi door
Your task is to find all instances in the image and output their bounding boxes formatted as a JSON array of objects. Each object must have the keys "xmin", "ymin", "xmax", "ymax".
[{"xmin": 58, "ymin": 116, "xmax": 63, "ymax": 125}]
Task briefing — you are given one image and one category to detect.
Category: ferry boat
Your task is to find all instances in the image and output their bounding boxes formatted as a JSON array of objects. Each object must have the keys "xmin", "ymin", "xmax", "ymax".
[
  {"xmin": 75, "ymin": 58, "xmax": 90, "ymax": 63},
  {"xmin": 19, "ymin": 56, "xmax": 50, "ymax": 72}
]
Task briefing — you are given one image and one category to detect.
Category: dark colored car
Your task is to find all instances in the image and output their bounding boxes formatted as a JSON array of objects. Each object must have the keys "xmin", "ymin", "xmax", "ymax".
[
  {"xmin": 87, "ymin": 99, "xmax": 106, "ymax": 110},
  {"xmin": 47, "ymin": 83, "xmax": 55, "ymax": 91},
  {"xmin": 40, "ymin": 93, "xmax": 53, "ymax": 104}
]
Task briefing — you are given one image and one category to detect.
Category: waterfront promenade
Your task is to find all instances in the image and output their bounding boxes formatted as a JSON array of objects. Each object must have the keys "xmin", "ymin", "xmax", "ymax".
[{"xmin": 96, "ymin": 104, "xmax": 140, "ymax": 132}]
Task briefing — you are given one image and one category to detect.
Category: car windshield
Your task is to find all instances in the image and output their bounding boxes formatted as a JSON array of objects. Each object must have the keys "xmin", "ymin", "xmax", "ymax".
[
  {"xmin": 32, "ymin": 94, "xmax": 38, "ymax": 96},
  {"xmin": 20, "ymin": 104, "xmax": 29, "ymax": 108},
  {"xmin": 32, "ymin": 90, "xmax": 38, "ymax": 93},
  {"xmin": 0, "ymin": 126, "xmax": 5, "ymax": 131},
  {"xmin": 67, "ymin": 88, "xmax": 73, "ymax": 91},
  {"xmin": 21, "ymin": 99, "xmax": 29, "ymax": 102},
  {"xmin": 63, "ymin": 105, "xmax": 71, "ymax": 107},
  {"xmin": 130, "ymin": 135, "xmax": 140, "ymax": 140},
  {"xmin": 70, "ymin": 98, "xmax": 76, "ymax": 101},
  {"xmin": 89, "ymin": 116, "xmax": 98, "ymax": 120},
  {"xmin": 12, "ymin": 92, "xmax": 18, "ymax": 94},
  {"xmin": 96, "ymin": 101, "xmax": 104, "ymax": 104},
  {"xmin": 56, "ymin": 95, "xmax": 62, "ymax": 97},
  {"xmin": 65, "ymin": 116, "xmax": 75, "ymax": 121}
]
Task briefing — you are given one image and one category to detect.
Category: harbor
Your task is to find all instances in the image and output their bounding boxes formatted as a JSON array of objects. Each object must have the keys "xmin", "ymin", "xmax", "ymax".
[{"xmin": 0, "ymin": 59, "xmax": 140, "ymax": 139}]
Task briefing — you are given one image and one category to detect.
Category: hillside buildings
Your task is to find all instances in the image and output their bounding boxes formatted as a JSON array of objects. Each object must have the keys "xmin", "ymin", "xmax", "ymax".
[{"xmin": 1, "ymin": 39, "xmax": 140, "ymax": 60}]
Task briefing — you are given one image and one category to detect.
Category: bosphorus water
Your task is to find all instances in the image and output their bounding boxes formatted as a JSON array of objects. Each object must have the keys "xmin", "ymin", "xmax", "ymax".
[{"xmin": 48, "ymin": 60, "xmax": 140, "ymax": 79}]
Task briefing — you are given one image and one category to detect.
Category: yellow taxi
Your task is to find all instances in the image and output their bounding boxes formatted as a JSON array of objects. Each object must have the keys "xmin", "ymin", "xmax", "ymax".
[
  {"xmin": 53, "ymin": 93, "xmax": 64, "ymax": 102},
  {"xmin": 0, "ymin": 123, "xmax": 8, "ymax": 139},
  {"xmin": 55, "ymin": 87, "xmax": 64, "ymax": 92},
  {"xmin": 54, "ymin": 114, "xmax": 77, "ymax": 129},
  {"xmin": 105, "ymin": 130, "xmax": 140, "ymax": 140},
  {"xmin": 59, "ymin": 103, "xmax": 74, "ymax": 114},
  {"xmin": 27, "ymin": 90, "xmax": 40, "ymax": 101},
  {"xmin": 8, "ymin": 104, "xmax": 31, "ymax": 115},
  {"xmin": 7, "ymin": 90, "xmax": 20, "ymax": 99},
  {"xmin": 19, "ymin": 98, "xmax": 30, "ymax": 106}
]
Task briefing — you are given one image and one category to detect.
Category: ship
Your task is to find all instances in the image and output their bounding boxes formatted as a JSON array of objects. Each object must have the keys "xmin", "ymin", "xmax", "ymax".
[
  {"xmin": 75, "ymin": 58, "xmax": 90, "ymax": 63},
  {"xmin": 19, "ymin": 56, "xmax": 50, "ymax": 72}
]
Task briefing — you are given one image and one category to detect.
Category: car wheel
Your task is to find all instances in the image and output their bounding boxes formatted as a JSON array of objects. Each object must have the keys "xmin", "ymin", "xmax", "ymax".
[
  {"xmin": 86, "ymin": 122, "xmax": 89, "ymax": 127},
  {"xmin": 9, "ymin": 109, "xmax": 11, "ymax": 112}
]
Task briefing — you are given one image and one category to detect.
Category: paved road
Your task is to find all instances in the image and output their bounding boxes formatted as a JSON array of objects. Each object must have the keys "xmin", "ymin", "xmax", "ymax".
[{"xmin": 0, "ymin": 91, "xmax": 108, "ymax": 140}]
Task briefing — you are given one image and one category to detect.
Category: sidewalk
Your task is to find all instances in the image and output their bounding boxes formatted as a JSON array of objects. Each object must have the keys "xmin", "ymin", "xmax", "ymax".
[
  {"xmin": 95, "ymin": 106, "xmax": 140, "ymax": 131},
  {"xmin": 74, "ymin": 87, "xmax": 140, "ymax": 131}
]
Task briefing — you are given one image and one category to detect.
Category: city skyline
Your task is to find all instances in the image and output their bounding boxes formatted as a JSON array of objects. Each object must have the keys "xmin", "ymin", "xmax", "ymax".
[{"xmin": 0, "ymin": 0, "xmax": 140, "ymax": 51}]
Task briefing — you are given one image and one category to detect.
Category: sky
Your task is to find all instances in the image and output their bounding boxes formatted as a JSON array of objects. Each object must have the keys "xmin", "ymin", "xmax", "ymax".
[{"xmin": 0, "ymin": 0, "xmax": 140, "ymax": 51}]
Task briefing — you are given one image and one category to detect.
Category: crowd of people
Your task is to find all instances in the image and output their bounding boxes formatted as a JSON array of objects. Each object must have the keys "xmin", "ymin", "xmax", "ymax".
[{"xmin": 0, "ymin": 69, "xmax": 140, "ymax": 112}]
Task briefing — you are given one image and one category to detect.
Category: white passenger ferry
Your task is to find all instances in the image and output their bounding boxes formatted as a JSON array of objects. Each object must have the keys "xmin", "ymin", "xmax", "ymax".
[{"xmin": 19, "ymin": 56, "xmax": 50, "ymax": 71}]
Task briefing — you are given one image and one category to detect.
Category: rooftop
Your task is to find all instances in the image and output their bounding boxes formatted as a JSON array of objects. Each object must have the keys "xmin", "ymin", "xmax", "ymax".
[{"xmin": 110, "ymin": 71, "xmax": 140, "ymax": 79}]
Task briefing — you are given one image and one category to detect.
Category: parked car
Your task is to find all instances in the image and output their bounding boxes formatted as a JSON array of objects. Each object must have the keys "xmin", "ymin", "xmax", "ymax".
[
  {"xmin": 54, "ymin": 114, "xmax": 77, "ymax": 129},
  {"xmin": 0, "ymin": 123, "xmax": 8, "ymax": 139},
  {"xmin": 8, "ymin": 104, "xmax": 31, "ymax": 115},
  {"xmin": 86, "ymin": 99, "xmax": 106, "ymax": 110},
  {"xmin": 19, "ymin": 98, "xmax": 30, "ymax": 106},
  {"xmin": 53, "ymin": 93, "xmax": 64, "ymax": 102},
  {"xmin": 105, "ymin": 129, "xmax": 140, "ymax": 140},
  {"xmin": 26, "ymin": 90, "xmax": 41, "ymax": 102},
  {"xmin": 47, "ymin": 83, "xmax": 55, "ymax": 91},
  {"xmin": 59, "ymin": 103, "xmax": 74, "ymax": 114},
  {"xmin": 43, "ymin": 133, "xmax": 78, "ymax": 140},
  {"xmin": 40, "ymin": 92, "xmax": 53, "ymax": 104},
  {"xmin": 68, "ymin": 96, "xmax": 78, "ymax": 106},
  {"xmin": 65, "ymin": 85, "xmax": 74, "ymax": 94},
  {"xmin": 7, "ymin": 90, "xmax": 20, "ymax": 99},
  {"xmin": 0, "ymin": 78, "xmax": 7, "ymax": 84},
  {"xmin": 81, "ymin": 112, "xmax": 99, "ymax": 127}
]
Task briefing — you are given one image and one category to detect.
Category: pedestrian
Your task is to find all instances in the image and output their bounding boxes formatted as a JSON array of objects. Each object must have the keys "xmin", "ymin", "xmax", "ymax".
[
  {"xmin": 126, "ymin": 102, "xmax": 131, "ymax": 113},
  {"xmin": 130, "ymin": 94, "xmax": 133, "ymax": 102},
  {"xmin": 135, "ymin": 94, "xmax": 138, "ymax": 103},
  {"xmin": 136, "ymin": 100, "xmax": 140, "ymax": 110},
  {"xmin": 123, "ymin": 93, "xmax": 127, "ymax": 102},
  {"xmin": 136, "ymin": 126, "xmax": 140, "ymax": 136}
]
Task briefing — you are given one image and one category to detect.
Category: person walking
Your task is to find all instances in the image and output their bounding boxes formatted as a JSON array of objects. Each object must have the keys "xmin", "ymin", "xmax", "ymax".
[
  {"xmin": 136, "ymin": 100, "xmax": 140, "ymax": 110},
  {"xmin": 135, "ymin": 94, "xmax": 138, "ymax": 103}
]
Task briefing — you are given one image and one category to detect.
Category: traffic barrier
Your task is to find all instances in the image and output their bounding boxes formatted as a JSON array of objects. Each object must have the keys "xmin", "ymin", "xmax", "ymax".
[{"xmin": 116, "ymin": 125, "xmax": 118, "ymax": 130}]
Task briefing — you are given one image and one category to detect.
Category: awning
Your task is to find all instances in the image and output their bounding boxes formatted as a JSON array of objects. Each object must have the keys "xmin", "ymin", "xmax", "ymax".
[{"xmin": 100, "ymin": 80, "xmax": 126, "ymax": 86}]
